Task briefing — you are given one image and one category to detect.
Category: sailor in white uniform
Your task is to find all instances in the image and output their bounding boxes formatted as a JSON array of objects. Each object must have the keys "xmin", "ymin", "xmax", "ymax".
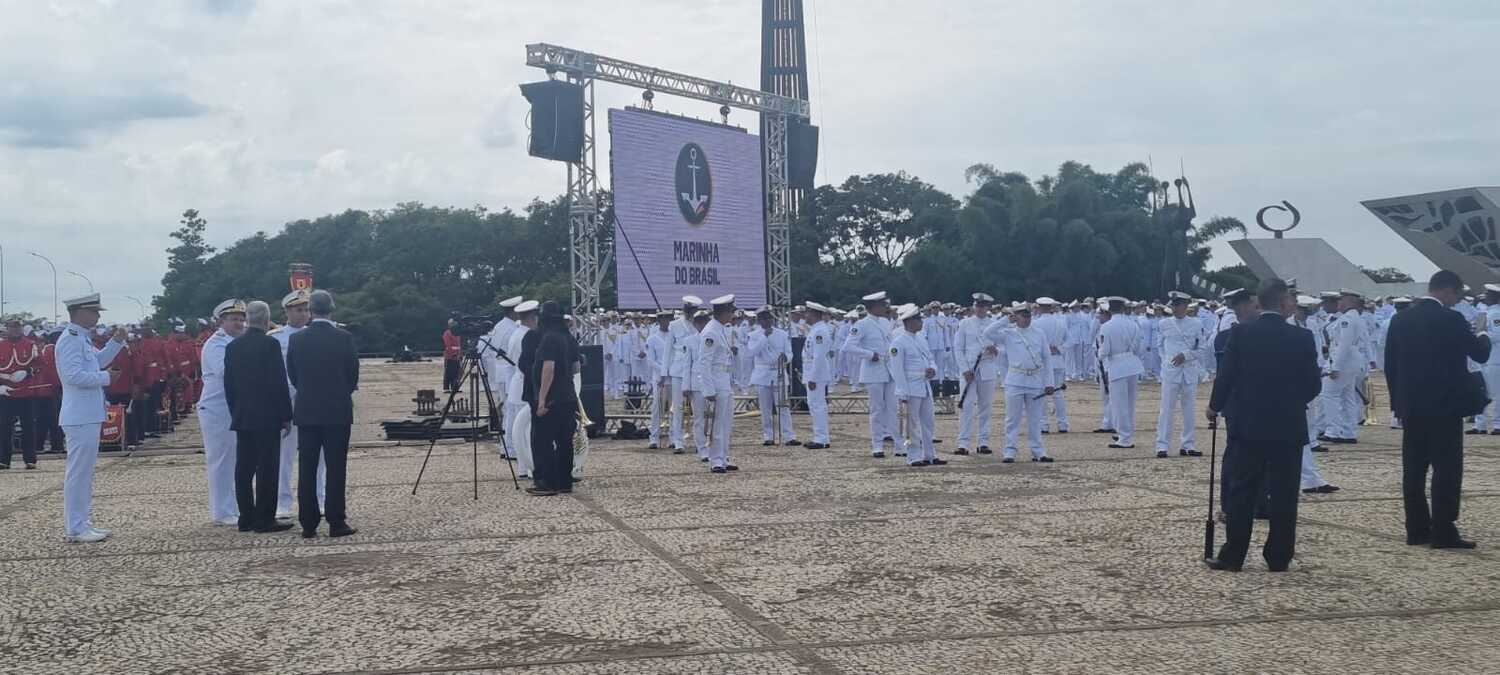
[
  {"xmin": 1032, "ymin": 297, "xmax": 1070, "ymax": 433},
  {"xmin": 985, "ymin": 302, "xmax": 1057, "ymax": 462},
  {"xmin": 485, "ymin": 295, "xmax": 524, "ymax": 456},
  {"xmin": 645, "ymin": 309, "xmax": 677, "ymax": 450},
  {"xmin": 57, "ymin": 294, "xmax": 126, "ymax": 543},
  {"xmin": 199, "ymin": 299, "xmax": 247, "ymax": 526},
  {"xmin": 748, "ymin": 306, "xmax": 798, "ymax": 446},
  {"xmin": 697, "ymin": 295, "xmax": 738, "ymax": 473},
  {"xmin": 953, "ymin": 293, "xmax": 1000, "ymax": 455},
  {"xmin": 1098, "ymin": 297, "xmax": 1145, "ymax": 449},
  {"xmin": 842, "ymin": 292, "xmax": 900, "ymax": 458},
  {"xmin": 800, "ymin": 303, "xmax": 835, "ymax": 449},
  {"xmin": 1155, "ymin": 291, "xmax": 1207, "ymax": 458},
  {"xmin": 891, "ymin": 305, "xmax": 943, "ymax": 466},
  {"xmin": 505, "ymin": 301, "xmax": 540, "ymax": 476},
  {"xmin": 667, "ymin": 296, "xmax": 703, "ymax": 451}
]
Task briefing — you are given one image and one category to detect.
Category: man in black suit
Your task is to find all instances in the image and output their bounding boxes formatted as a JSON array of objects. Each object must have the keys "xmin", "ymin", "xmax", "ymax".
[
  {"xmin": 1205, "ymin": 278, "xmax": 1322, "ymax": 571},
  {"xmin": 224, "ymin": 300, "xmax": 295, "ymax": 533},
  {"xmin": 286, "ymin": 290, "xmax": 360, "ymax": 538},
  {"xmin": 1384, "ymin": 270, "xmax": 1492, "ymax": 549}
]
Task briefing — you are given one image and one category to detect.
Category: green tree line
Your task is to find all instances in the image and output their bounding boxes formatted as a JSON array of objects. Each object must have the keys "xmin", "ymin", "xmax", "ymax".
[{"xmin": 152, "ymin": 161, "xmax": 1253, "ymax": 353}]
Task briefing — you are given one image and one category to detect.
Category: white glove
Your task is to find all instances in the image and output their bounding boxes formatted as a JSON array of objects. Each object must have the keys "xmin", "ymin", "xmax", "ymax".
[
  {"xmin": 0, "ymin": 370, "xmax": 24, "ymax": 384},
  {"xmin": 0, "ymin": 385, "xmax": 11, "ymax": 396}
]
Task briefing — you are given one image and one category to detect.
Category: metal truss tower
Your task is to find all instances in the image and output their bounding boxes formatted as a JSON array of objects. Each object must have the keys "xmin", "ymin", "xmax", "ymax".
[
  {"xmin": 525, "ymin": 43, "xmax": 810, "ymax": 336},
  {"xmin": 761, "ymin": 0, "xmax": 810, "ymax": 309}
]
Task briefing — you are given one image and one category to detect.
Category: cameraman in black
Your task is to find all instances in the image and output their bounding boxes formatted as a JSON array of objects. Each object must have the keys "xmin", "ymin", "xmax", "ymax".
[{"xmin": 523, "ymin": 301, "xmax": 581, "ymax": 496}]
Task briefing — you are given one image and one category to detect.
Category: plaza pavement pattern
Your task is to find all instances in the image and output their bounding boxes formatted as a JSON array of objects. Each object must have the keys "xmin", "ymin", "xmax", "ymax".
[{"xmin": 3, "ymin": 360, "xmax": 1499, "ymax": 673}]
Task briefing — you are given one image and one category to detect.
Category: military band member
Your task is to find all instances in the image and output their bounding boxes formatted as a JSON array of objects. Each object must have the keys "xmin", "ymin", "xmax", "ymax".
[
  {"xmin": 749, "ymin": 306, "xmax": 798, "ymax": 446},
  {"xmin": 1156, "ymin": 291, "xmax": 1207, "ymax": 458},
  {"xmin": 843, "ymin": 292, "xmax": 899, "ymax": 458},
  {"xmin": 697, "ymin": 295, "xmax": 738, "ymax": 473},
  {"xmin": 0, "ymin": 318, "xmax": 40, "ymax": 469},
  {"xmin": 200, "ymin": 299, "xmax": 247, "ymax": 526},
  {"xmin": 271, "ymin": 289, "xmax": 323, "ymax": 519},
  {"xmin": 954, "ymin": 293, "xmax": 1000, "ymax": 455},
  {"xmin": 800, "ymin": 303, "xmax": 835, "ymax": 449},
  {"xmin": 985, "ymin": 302, "xmax": 1056, "ymax": 462},
  {"xmin": 57, "ymin": 295, "xmax": 127, "ymax": 542},
  {"xmin": 1099, "ymin": 297, "xmax": 1144, "ymax": 449},
  {"xmin": 891, "ymin": 305, "xmax": 943, "ymax": 466},
  {"xmin": 646, "ymin": 310, "xmax": 676, "ymax": 450},
  {"xmin": 667, "ymin": 296, "xmax": 703, "ymax": 452}
]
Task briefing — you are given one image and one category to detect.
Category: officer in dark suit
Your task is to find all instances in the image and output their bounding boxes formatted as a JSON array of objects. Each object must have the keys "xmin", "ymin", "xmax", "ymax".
[
  {"xmin": 1384, "ymin": 270, "xmax": 1492, "ymax": 549},
  {"xmin": 286, "ymin": 290, "xmax": 360, "ymax": 538},
  {"xmin": 1205, "ymin": 278, "xmax": 1322, "ymax": 571},
  {"xmin": 224, "ymin": 300, "xmax": 295, "ymax": 533}
]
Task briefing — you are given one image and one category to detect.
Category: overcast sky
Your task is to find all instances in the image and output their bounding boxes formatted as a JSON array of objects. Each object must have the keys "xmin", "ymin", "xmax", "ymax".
[{"xmin": 3, "ymin": 0, "xmax": 1497, "ymax": 321}]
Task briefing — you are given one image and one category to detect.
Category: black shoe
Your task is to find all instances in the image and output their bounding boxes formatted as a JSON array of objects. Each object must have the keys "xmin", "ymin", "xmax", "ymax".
[
  {"xmin": 329, "ymin": 525, "xmax": 358, "ymax": 537},
  {"xmin": 701, "ymin": 457, "xmax": 709, "ymax": 462},
  {"xmin": 762, "ymin": 440, "xmax": 775, "ymax": 446},
  {"xmin": 1312, "ymin": 484, "xmax": 1340, "ymax": 493},
  {"xmin": 1041, "ymin": 429, "xmax": 1050, "ymax": 434},
  {"xmin": 1001, "ymin": 457, "xmax": 1015, "ymax": 463},
  {"xmin": 1181, "ymin": 448, "xmax": 1203, "ymax": 457},
  {"xmin": 301, "ymin": 529, "xmax": 318, "ymax": 539},
  {"xmin": 1311, "ymin": 445, "xmax": 1329, "ymax": 453},
  {"xmin": 894, "ymin": 452, "xmax": 907, "ymax": 457},
  {"xmin": 978, "ymin": 446, "xmax": 993, "ymax": 455},
  {"xmin": 527, "ymin": 487, "xmax": 559, "ymax": 496},
  {"xmin": 648, "ymin": 443, "xmax": 659, "ymax": 449},
  {"xmin": 1203, "ymin": 557, "xmax": 1242, "ymax": 572},
  {"xmin": 1056, "ymin": 430, "xmax": 1069, "ymax": 434},
  {"xmin": 1432, "ymin": 537, "xmax": 1477, "ymax": 550},
  {"xmin": 1093, "ymin": 428, "xmax": 1115, "ymax": 434},
  {"xmin": 909, "ymin": 460, "xmax": 930, "ymax": 467},
  {"xmin": 1108, "ymin": 443, "xmax": 1134, "ymax": 449},
  {"xmin": 725, "ymin": 465, "xmax": 739, "ymax": 471},
  {"xmin": 954, "ymin": 448, "xmax": 971, "ymax": 456},
  {"xmin": 672, "ymin": 447, "xmax": 685, "ymax": 455},
  {"xmin": 930, "ymin": 458, "xmax": 948, "ymax": 466},
  {"xmin": 872, "ymin": 451, "xmax": 885, "ymax": 458},
  {"xmin": 1037, "ymin": 456, "xmax": 1054, "ymax": 463},
  {"xmin": 24, "ymin": 463, "xmax": 36, "ymax": 470},
  {"xmin": 1266, "ymin": 563, "xmax": 1290, "ymax": 573},
  {"xmin": 932, "ymin": 438, "xmax": 943, "ymax": 444},
  {"xmin": 256, "ymin": 522, "xmax": 296, "ymax": 533},
  {"xmin": 1466, "ymin": 429, "xmax": 1485, "ymax": 435},
  {"xmin": 805, "ymin": 442, "xmax": 825, "ymax": 449},
  {"xmin": 711, "ymin": 466, "xmax": 727, "ymax": 474},
  {"xmin": 1490, "ymin": 430, "xmax": 1500, "ymax": 436},
  {"xmin": 785, "ymin": 440, "xmax": 802, "ymax": 447},
  {"xmin": 883, "ymin": 436, "xmax": 895, "ymax": 442}
]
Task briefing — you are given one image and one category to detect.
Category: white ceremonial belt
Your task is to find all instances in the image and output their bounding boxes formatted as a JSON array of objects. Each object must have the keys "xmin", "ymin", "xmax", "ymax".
[{"xmin": 1010, "ymin": 365, "xmax": 1041, "ymax": 376}]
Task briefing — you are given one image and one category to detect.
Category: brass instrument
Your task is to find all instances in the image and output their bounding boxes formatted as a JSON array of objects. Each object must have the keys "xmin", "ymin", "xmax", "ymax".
[{"xmin": 573, "ymin": 372, "xmax": 593, "ymax": 478}]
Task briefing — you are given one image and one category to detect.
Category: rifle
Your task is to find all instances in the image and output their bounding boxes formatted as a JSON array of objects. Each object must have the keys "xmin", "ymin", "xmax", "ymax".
[{"xmin": 957, "ymin": 351, "xmax": 985, "ymax": 408}]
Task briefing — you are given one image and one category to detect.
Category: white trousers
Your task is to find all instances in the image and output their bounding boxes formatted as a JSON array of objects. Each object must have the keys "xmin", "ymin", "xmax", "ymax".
[
  {"xmin": 1320, "ymin": 376, "xmax": 1358, "ymax": 439},
  {"xmin": 197, "ymin": 408, "xmax": 239, "ymax": 522},
  {"xmin": 756, "ymin": 384, "xmax": 796, "ymax": 442},
  {"xmin": 669, "ymin": 376, "xmax": 686, "ymax": 447},
  {"xmin": 1156, "ymin": 379, "xmax": 1198, "ymax": 452},
  {"xmin": 902, "ymin": 396, "xmax": 936, "ymax": 463},
  {"xmin": 1099, "ymin": 379, "xmax": 1112, "ymax": 429},
  {"xmin": 706, "ymin": 387, "xmax": 734, "ymax": 468},
  {"xmin": 1108, "ymin": 375, "xmax": 1138, "ymax": 445},
  {"xmin": 1042, "ymin": 367, "xmax": 1069, "ymax": 431},
  {"xmin": 277, "ymin": 426, "xmax": 326, "ymax": 514},
  {"xmin": 805, "ymin": 382, "xmax": 830, "ymax": 444},
  {"xmin": 62, "ymin": 423, "xmax": 102, "ymax": 537},
  {"xmin": 1300, "ymin": 443, "xmax": 1328, "ymax": 489},
  {"xmin": 957, "ymin": 377, "xmax": 996, "ymax": 448},
  {"xmin": 865, "ymin": 380, "xmax": 899, "ymax": 453},
  {"xmin": 1476, "ymin": 367, "xmax": 1500, "ymax": 431},
  {"xmin": 688, "ymin": 390, "xmax": 709, "ymax": 457},
  {"xmin": 512, "ymin": 406, "xmax": 535, "ymax": 478},
  {"xmin": 1004, "ymin": 386, "xmax": 1047, "ymax": 459},
  {"xmin": 501, "ymin": 401, "xmax": 526, "ymax": 457}
]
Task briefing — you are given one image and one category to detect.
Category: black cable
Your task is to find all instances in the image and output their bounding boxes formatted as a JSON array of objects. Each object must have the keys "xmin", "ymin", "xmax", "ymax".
[{"xmin": 611, "ymin": 213, "xmax": 663, "ymax": 311}]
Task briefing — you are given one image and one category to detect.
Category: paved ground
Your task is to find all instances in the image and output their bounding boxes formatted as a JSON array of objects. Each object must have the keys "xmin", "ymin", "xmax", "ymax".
[{"xmin": 4, "ymin": 359, "xmax": 1500, "ymax": 673}]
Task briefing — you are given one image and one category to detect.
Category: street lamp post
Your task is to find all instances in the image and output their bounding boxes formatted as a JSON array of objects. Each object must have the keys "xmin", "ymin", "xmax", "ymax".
[
  {"xmin": 66, "ymin": 270, "xmax": 94, "ymax": 293},
  {"xmin": 125, "ymin": 295, "xmax": 148, "ymax": 322},
  {"xmin": 28, "ymin": 252, "xmax": 57, "ymax": 323}
]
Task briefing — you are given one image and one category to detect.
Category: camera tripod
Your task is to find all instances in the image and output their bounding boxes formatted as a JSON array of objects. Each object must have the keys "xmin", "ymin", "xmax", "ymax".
[{"xmin": 411, "ymin": 336, "xmax": 520, "ymax": 498}]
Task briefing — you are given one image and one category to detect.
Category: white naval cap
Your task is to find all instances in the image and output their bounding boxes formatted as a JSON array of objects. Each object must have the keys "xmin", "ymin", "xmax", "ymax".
[
  {"xmin": 862, "ymin": 291, "xmax": 888, "ymax": 303},
  {"xmin": 1035, "ymin": 296, "xmax": 1057, "ymax": 306},
  {"xmin": 897, "ymin": 305, "xmax": 923, "ymax": 321},
  {"xmin": 682, "ymin": 295, "xmax": 704, "ymax": 306},
  {"xmin": 498, "ymin": 296, "xmax": 525, "ymax": 309},
  {"xmin": 971, "ymin": 292, "xmax": 995, "ymax": 304},
  {"xmin": 656, "ymin": 309, "xmax": 674, "ymax": 319},
  {"xmin": 1010, "ymin": 301, "xmax": 1032, "ymax": 312},
  {"xmin": 755, "ymin": 304, "xmax": 774, "ymax": 316},
  {"xmin": 281, "ymin": 288, "xmax": 311, "ymax": 308},
  {"xmin": 1221, "ymin": 289, "xmax": 1249, "ymax": 302},
  {"xmin": 711, "ymin": 294, "xmax": 736, "ymax": 309},
  {"xmin": 514, "ymin": 300, "xmax": 540, "ymax": 314},
  {"xmin": 844, "ymin": 310, "xmax": 859, "ymax": 319},
  {"xmin": 1393, "ymin": 296, "xmax": 1413, "ymax": 305},
  {"xmin": 63, "ymin": 293, "xmax": 105, "ymax": 312},
  {"xmin": 1484, "ymin": 284, "xmax": 1500, "ymax": 294},
  {"xmin": 1338, "ymin": 288, "xmax": 1364, "ymax": 299},
  {"xmin": 1297, "ymin": 295, "xmax": 1319, "ymax": 307},
  {"xmin": 1167, "ymin": 291, "xmax": 1192, "ymax": 302},
  {"xmin": 804, "ymin": 301, "xmax": 828, "ymax": 314},
  {"xmin": 213, "ymin": 298, "xmax": 247, "ymax": 318}
]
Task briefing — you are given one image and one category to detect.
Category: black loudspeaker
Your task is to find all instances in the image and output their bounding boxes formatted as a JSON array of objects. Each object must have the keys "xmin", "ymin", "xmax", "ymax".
[
  {"xmin": 789, "ymin": 336, "xmax": 807, "ymax": 410},
  {"xmin": 578, "ymin": 345, "xmax": 606, "ymax": 436},
  {"xmin": 788, "ymin": 119, "xmax": 819, "ymax": 189},
  {"xmin": 520, "ymin": 80, "xmax": 585, "ymax": 163}
]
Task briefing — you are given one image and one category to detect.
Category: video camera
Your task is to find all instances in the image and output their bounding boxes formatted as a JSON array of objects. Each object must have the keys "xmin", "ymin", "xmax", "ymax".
[{"xmin": 451, "ymin": 314, "xmax": 496, "ymax": 338}]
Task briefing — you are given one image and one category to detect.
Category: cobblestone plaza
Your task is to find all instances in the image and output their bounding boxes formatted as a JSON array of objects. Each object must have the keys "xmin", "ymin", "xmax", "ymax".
[{"xmin": 4, "ymin": 360, "xmax": 1498, "ymax": 673}]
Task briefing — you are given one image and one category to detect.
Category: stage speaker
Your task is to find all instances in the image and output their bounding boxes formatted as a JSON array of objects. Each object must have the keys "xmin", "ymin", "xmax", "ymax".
[
  {"xmin": 788, "ymin": 119, "xmax": 819, "ymax": 190},
  {"xmin": 520, "ymin": 80, "xmax": 585, "ymax": 163},
  {"xmin": 578, "ymin": 344, "xmax": 606, "ymax": 436}
]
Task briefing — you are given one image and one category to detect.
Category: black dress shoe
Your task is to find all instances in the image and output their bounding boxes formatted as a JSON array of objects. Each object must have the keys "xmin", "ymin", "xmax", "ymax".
[
  {"xmin": 954, "ymin": 448, "xmax": 971, "ymax": 456},
  {"xmin": 1432, "ymin": 537, "xmax": 1478, "ymax": 550},
  {"xmin": 930, "ymin": 458, "xmax": 948, "ymax": 466},
  {"xmin": 1108, "ymin": 443, "xmax": 1134, "ymax": 449},
  {"xmin": 932, "ymin": 438, "xmax": 943, "ymax": 444},
  {"xmin": 1203, "ymin": 557, "xmax": 1242, "ymax": 572},
  {"xmin": 1037, "ymin": 456, "xmax": 1054, "ymax": 463},
  {"xmin": 256, "ymin": 522, "xmax": 296, "ymax": 533},
  {"xmin": 648, "ymin": 443, "xmax": 660, "ymax": 449},
  {"xmin": 1490, "ymin": 430, "xmax": 1500, "ymax": 436},
  {"xmin": 785, "ymin": 440, "xmax": 802, "ymax": 447},
  {"xmin": 1266, "ymin": 563, "xmax": 1290, "ymax": 572},
  {"xmin": 1056, "ymin": 430, "xmax": 1069, "ymax": 434},
  {"xmin": 762, "ymin": 440, "xmax": 775, "ymax": 446},
  {"xmin": 672, "ymin": 447, "xmax": 686, "ymax": 455},
  {"xmin": 1181, "ymin": 449, "xmax": 1203, "ymax": 457},
  {"xmin": 977, "ymin": 446, "xmax": 993, "ymax": 455},
  {"xmin": 805, "ymin": 442, "xmax": 825, "ymax": 449},
  {"xmin": 1311, "ymin": 445, "xmax": 1329, "ymax": 453},
  {"xmin": 1466, "ymin": 429, "xmax": 1485, "ymax": 435},
  {"xmin": 894, "ymin": 451, "xmax": 907, "ymax": 457},
  {"xmin": 883, "ymin": 436, "xmax": 895, "ymax": 442},
  {"xmin": 301, "ymin": 529, "xmax": 317, "ymax": 539},
  {"xmin": 1001, "ymin": 457, "xmax": 1015, "ymax": 463},
  {"xmin": 872, "ymin": 451, "xmax": 885, "ymax": 458},
  {"xmin": 1041, "ymin": 429, "xmax": 1050, "ymax": 434},
  {"xmin": 909, "ymin": 460, "xmax": 930, "ymax": 467},
  {"xmin": 725, "ymin": 465, "xmax": 739, "ymax": 471},
  {"xmin": 1313, "ymin": 484, "xmax": 1340, "ymax": 493},
  {"xmin": 701, "ymin": 457, "xmax": 709, "ymax": 462},
  {"xmin": 711, "ymin": 466, "xmax": 727, "ymax": 474},
  {"xmin": 1093, "ymin": 428, "xmax": 1115, "ymax": 434},
  {"xmin": 329, "ymin": 525, "xmax": 359, "ymax": 538},
  {"xmin": 526, "ymin": 487, "xmax": 559, "ymax": 496}
]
